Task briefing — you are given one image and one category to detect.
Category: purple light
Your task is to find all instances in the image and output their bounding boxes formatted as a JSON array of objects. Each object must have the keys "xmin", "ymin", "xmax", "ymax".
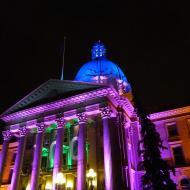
[
  {"xmin": 76, "ymin": 121, "xmax": 87, "ymax": 190},
  {"xmin": 2, "ymin": 87, "xmax": 134, "ymax": 126},
  {"xmin": 102, "ymin": 114, "xmax": 113, "ymax": 190}
]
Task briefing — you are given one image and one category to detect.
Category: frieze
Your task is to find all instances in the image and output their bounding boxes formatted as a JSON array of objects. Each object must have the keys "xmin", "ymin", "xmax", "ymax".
[{"xmin": 1, "ymin": 87, "xmax": 134, "ymax": 124}]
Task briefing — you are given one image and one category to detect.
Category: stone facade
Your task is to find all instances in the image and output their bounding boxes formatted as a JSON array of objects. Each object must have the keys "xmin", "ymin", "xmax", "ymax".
[{"xmin": 0, "ymin": 42, "xmax": 190, "ymax": 190}]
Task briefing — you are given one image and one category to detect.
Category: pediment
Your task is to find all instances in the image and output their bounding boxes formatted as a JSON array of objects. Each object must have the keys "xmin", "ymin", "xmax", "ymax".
[{"xmin": 1, "ymin": 79, "xmax": 105, "ymax": 116}]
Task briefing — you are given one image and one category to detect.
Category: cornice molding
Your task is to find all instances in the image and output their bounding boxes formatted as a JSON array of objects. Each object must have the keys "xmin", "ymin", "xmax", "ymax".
[
  {"xmin": 1, "ymin": 87, "xmax": 134, "ymax": 124},
  {"xmin": 150, "ymin": 106, "xmax": 190, "ymax": 121}
]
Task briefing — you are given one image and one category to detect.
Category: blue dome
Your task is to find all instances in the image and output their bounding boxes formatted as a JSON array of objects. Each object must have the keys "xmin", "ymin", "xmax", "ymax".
[{"xmin": 75, "ymin": 42, "xmax": 131, "ymax": 92}]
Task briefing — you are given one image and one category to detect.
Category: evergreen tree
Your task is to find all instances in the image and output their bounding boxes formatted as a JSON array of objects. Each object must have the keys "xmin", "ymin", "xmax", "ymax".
[{"xmin": 135, "ymin": 100, "xmax": 177, "ymax": 190}]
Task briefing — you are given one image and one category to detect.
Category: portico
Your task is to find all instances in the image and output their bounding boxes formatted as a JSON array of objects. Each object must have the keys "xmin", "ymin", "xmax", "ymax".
[{"xmin": 0, "ymin": 79, "xmax": 134, "ymax": 190}]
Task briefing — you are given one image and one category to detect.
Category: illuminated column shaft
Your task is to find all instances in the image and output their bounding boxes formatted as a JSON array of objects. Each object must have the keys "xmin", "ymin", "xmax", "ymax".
[
  {"xmin": 52, "ymin": 119, "xmax": 65, "ymax": 190},
  {"xmin": 101, "ymin": 107, "xmax": 113, "ymax": 190},
  {"xmin": 10, "ymin": 127, "xmax": 27, "ymax": 190},
  {"xmin": 30, "ymin": 123, "xmax": 45, "ymax": 190},
  {"xmin": 77, "ymin": 113, "xmax": 87, "ymax": 190},
  {"xmin": 0, "ymin": 130, "xmax": 11, "ymax": 186},
  {"xmin": 129, "ymin": 120, "xmax": 141, "ymax": 190},
  {"xmin": 125, "ymin": 123, "xmax": 133, "ymax": 190}
]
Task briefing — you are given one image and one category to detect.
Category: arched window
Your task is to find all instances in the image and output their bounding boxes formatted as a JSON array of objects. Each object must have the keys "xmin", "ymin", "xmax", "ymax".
[
  {"xmin": 49, "ymin": 141, "xmax": 56, "ymax": 168},
  {"xmin": 180, "ymin": 177, "xmax": 190, "ymax": 189},
  {"xmin": 41, "ymin": 147, "xmax": 49, "ymax": 170}
]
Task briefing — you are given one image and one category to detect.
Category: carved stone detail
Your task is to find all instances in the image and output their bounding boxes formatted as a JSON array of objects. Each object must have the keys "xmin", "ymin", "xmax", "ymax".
[
  {"xmin": 3, "ymin": 87, "xmax": 135, "ymax": 123},
  {"xmin": 56, "ymin": 117, "xmax": 65, "ymax": 128},
  {"xmin": 100, "ymin": 107, "xmax": 111, "ymax": 118},
  {"xmin": 77, "ymin": 113, "xmax": 87, "ymax": 123},
  {"xmin": 2, "ymin": 130, "xmax": 12, "ymax": 141},
  {"xmin": 18, "ymin": 126, "xmax": 27, "ymax": 136},
  {"xmin": 128, "ymin": 122, "xmax": 137, "ymax": 135},
  {"xmin": 36, "ymin": 123, "xmax": 46, "ymax": 133}
]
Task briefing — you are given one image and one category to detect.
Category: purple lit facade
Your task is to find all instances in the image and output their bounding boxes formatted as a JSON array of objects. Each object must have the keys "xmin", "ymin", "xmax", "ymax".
[{"xmin": 0, "ymin": 43, "xmax": 190, "ymax": 190}]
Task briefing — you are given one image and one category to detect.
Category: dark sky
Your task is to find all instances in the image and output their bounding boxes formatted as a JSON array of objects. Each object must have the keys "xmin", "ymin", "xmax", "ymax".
[{"xmin": 0, "ymin": 1, "xmax": 190, "ymax": 114}]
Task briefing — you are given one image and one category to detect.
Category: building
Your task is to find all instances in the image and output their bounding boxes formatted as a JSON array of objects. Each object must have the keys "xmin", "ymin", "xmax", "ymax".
[{"xmin": 0, "ymin": 42, "xmax": 190, "ymax": 190}]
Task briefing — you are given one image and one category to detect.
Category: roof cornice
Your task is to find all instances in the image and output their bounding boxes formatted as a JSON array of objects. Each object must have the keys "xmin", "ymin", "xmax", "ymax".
[
  {"xmin": 150, "ymin": 106, "xmax": 190, "ymax": 121},
  {"xmin": 1, "ymin": 87, "xmax": 134, "ymax": 124}
]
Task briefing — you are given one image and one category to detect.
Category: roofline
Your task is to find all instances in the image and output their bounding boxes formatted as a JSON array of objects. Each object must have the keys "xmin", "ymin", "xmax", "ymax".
[
  {"xmin": 0, "ymin": 79, "xmax": 108, "ymax": 116},
  {"xmin": 150, "ymin": 105, "xmax": 190, "ymax": 121},
  {"xmin": 1, "ymin": 86, "xmax": 134, "ymax": 124}
]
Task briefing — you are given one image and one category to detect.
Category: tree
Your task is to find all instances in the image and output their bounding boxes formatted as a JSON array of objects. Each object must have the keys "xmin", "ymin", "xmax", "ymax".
[{"xmin": 135, "ymin": 99, "xmax": 177, "ymax": 190}]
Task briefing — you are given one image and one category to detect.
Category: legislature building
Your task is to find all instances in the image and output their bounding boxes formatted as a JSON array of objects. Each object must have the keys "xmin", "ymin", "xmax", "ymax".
[{"xmin": 0, "ymin": 42, "xmax": 190, "ymax": 190}]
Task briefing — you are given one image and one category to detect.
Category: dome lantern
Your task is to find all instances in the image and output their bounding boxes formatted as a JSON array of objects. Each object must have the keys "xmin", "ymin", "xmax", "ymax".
[{"xmin": 91, "ymin": 41, "xmax": 106, "ymax": 60}]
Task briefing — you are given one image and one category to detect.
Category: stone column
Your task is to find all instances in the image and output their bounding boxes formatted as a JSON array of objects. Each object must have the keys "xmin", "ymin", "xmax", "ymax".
[
  {"xmin": 77, "ymin": 113, "xmax": 87, "ymax": 190},
  {"xmin": 125, "ymin": 122, "xmax": 133, "ymax": 190},
  {"xmin": 100, "ymin": 107, "xmax": 114, "ymax": 190},
  {"xmin": 10, "ymin": 126, "xmax": 27, "ymax": 190},
  {"xmin": 30, "ymin": 123, "xmax": 46, "ymax": 190},
  {"xmin": 0, "ymin": 130, "xmax": 12, "ymax": 187},
  {"xmin": 116, "ymin": 110, "xmax": 128, "ymax": 190},
  {"xmin": 129, "ymin": 117, "xmax": 141, "ymax": 190},
  {"xmin": 52, "ymin": 118, "xmax": 65, "ymax": 190}
]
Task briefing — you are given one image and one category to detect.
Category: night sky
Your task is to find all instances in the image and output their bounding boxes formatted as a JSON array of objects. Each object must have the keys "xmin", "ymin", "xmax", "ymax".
[{"xmin": 0, "ymin": 1, "xmax": 190, "ymax": 114}]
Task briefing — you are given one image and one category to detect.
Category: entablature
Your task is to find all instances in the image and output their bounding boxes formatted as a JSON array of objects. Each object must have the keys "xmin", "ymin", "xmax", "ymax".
[{"xmin": 1, "ymin": 87, "xmax": 134, "ymax": 132}]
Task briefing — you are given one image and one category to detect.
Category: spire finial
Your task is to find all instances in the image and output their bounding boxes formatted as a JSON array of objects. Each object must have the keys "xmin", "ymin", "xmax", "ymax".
[{"xmin": 91, "ymin": 41, "xmax": 106, "ymax": 59}]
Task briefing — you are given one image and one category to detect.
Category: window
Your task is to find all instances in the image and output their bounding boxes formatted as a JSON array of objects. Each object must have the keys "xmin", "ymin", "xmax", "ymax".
[
  {"xmin": 41, "ymin": 156, "xmax": 47, "ymax": 169},
  {"xmin": 12, "ymin": 152, "xmax": 17, "ymax": 163},
  {"xmin": 64, "ymin": 130, "xmax": 68, "ymax": 142},
  {"xmin": 44, "ymin": 138, "xmax": 50, "ymax": 146},
  {"xmin": 180, "ymin": 178, "xmax": 190, "ymax": 187},
  {"xmin": 62, "ymin": 153, "xmax": 67, "ymax": 166},
  {"xmin": 167, "ymin": 123, "xmax": 179, "ymax": 137},
  {"xmin": 172, "ymin": 146, "xmax": 185, "ymax": 166}
]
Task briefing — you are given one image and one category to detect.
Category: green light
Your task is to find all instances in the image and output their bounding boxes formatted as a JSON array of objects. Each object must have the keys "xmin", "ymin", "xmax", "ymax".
[
  {"xmin": 42, "ymin": 147, "xmax": 49, "ymax": 157},
  {"xmin": 63, "ymin": 145, "xmax": 69, "ymax": 154},
  {"xmin": 45, "ymin": 123, "xmax": 57, "ymax": 133},
  {"xmin": 65, "ymin": 122, "xmax": 71, "ymax": 129},
  {"xmin": 86, "ymin": 143, "xmax": 89, "ymax": 162},
  {"xmin": 49, "ymin": 142, "xmax": 56, "ymax": 168},
  {"xmin": 87, "ymin": 118, "xmax": 95, "ymax": 128},
  {"xmin": 71, "ymin": 118, "xmax": 78, "ymax": 124},
  {"xmin": 62, "ymin": 145, "xmax": 72, "ymax": 168},
  {"xmin": 31, "ymin": 128, "xmax": 37, "ymax": 133},
  {"xmin": 67, "ymin": 148, "xmax": 72, "ymax": 169},
  {"xmin": 67, "ymin": 126, "xmax": 73, "ymax": 169}
]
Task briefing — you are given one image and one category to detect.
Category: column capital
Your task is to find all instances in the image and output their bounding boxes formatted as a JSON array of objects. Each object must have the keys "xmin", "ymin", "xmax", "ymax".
[
  {"xmin": 55, "ymin": 117, "xmax": 66, "ymax": 128},
  {"xmin": 2, "ymin": 130, "xmax": 12, "ymax": 141},
  {"xmin": 36, "ymin": 122, "xmax": 46, "ymax": 133},
  {"xmin": 100, "ymin": 106, "xmax": 111, "ymax": 119},
  {"xmin": 77, "ymin": 112, "xmax": 87, "ymax": 123},
  {"xmin": 18, "ymin": 126, "xmax": 27, "ymax": 137}
]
